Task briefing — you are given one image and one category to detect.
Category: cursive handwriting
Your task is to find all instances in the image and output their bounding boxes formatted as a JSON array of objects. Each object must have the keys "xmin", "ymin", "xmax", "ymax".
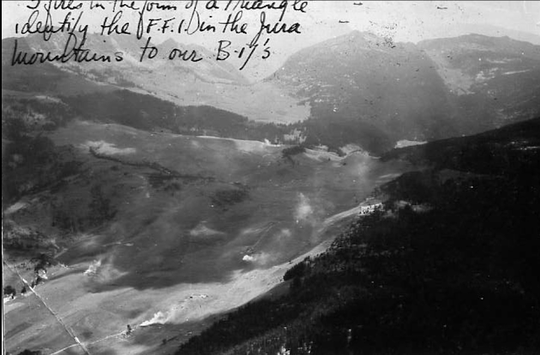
[
  {"xmin": 10, "ymin": 0, "xmax": 310, "ymax": 70},
  {"xmin": 11, "ymin": 34, "xmax": 123, "ymax": 65},
  {"xmin": 249, "ymin": 11, "xmax": 301, "ymax": 47},
  {"xmin": 15, "ymin": 8, "xmax": 89, "ymax": 42},
  {"xmin": 26, "ymin": 0, "xmax": 84, "ymax": 11},
  {"xmin": 224, "ymin": 0, "xmax": 307, "ymax": 22}
]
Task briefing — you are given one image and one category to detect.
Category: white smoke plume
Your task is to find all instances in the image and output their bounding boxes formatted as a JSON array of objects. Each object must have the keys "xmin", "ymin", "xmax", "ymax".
[
  {"xmin": 140, "ymin": 311, "xmax": 170, "ymax": 327},
  {"xmin": 242, "ymin": 252, "xmax": 274, "ymax": 266},
  {"xmin": 139, "ymin": 294, "xmax": 209, "ymax": 327},
  {"xmin": 84, "ymin": 260, "xmax": 101, "ymax": 276},
  {"xmin": 242, "ymin": 255, "xmax": 255, "ymax": 262},
  {"xmin": 82, "ymin": 140, "xmax": 136, "ymax": 155},
  {"xmin": 294, "ymin": 193, "xmax": 314, "ymax": 223}
]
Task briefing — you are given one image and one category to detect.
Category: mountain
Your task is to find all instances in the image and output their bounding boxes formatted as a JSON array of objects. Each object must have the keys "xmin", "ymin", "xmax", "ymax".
[
  {"xmin": 3, "ymin": 30, "xmax": 540, "ymax": 355},
  {"xmin": 16, "ymin": 33, "xmax": 249, "ymax": 86},
  {"xmin": 267, "ymin": 31, "xmax": 453, "ymax": 152},
  {"xmin": 419, "ymin": 34, "xmax": 540, "ymax": 131},
  {"xmin": 174, "ymin": 117, "xmax": 540, "ymax": 355},
  {"xmin": 2, "ymin": 36, "xmax": 114, "ymax": 95},
  {"xmin": 3, "ymin": 34, "xmax": 310, "ymax": 123},
  {"xmin": 4, "ymin": 31, "xmax": 539, "ymax": 153},
  {"xmin": 267, "ymin": 31, "xmax": 540, "ymax": 153}
]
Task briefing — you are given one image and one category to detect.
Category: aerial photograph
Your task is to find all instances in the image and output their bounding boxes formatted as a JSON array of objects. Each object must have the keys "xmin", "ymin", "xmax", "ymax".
[{"xmin": 2, "ymin": 1, "xmax": 540, "ymax": 354}]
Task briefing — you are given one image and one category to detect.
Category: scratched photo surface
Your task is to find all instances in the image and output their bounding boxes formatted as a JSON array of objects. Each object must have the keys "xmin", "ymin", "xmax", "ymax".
[{"xmin": 2, "ymin": 1, "xmax": 540, "ymax": 355}]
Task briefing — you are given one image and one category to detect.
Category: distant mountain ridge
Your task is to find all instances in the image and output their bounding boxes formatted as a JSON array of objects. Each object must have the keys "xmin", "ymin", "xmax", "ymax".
[
  {"xmin": 8, "ymin": 33, "xmax": 250, "ymax": 85},
  {"xmin": 266, "ymin": 31, "xmax": 540, "ymax": 152},
  {"xmin": 2, "ymin": 33, "xmax": 310, "ymax": 124},
  {"xmin": 418, "ymin": 34, "xmax": 540, "ymax": 130},
  {"xmin": 3, "ymin": 31, "xmax": 540, "ymax": 153}
]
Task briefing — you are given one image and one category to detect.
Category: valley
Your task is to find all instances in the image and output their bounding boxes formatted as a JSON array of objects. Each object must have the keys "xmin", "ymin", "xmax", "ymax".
[
  {"xmin": 2, "ymin": 12, "xmax": 540, "ymax": 354},
  {"xmin": 3, "ymin": 118, "xmax": 409, "ymax": 354}
]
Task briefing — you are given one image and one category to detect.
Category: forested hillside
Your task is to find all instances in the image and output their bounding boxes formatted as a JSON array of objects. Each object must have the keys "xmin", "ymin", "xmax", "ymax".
[{"xmin": 175, "ymin": 118, "xmax": 540, "ymax": 355}]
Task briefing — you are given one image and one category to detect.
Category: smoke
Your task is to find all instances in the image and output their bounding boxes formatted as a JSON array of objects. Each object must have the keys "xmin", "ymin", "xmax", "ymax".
[
  {"xmin": 140, "ymin": 311, "xmax": 170, "ymax": 327},
  {"xmin": 242, "ymin": 255, "xmax": 255, "ymax": 262},
  {"xmin": 294, "ymin": 193, "xmax": 331, "ymax": 231},
  {"xmin": 294, "ymin": 193, "xmax": 315, "ymax": 223},
  {"xmin": 84, "ymin": 259, "xmax": 101, "ymax": 276},
  {"xmin": 189, "ymin": 223, "xmax": 224, "ymax": 238},
  {"xmin": 140, "ymin": 294, "xmax": 209, "ymax": 327},
  {"xmin": 242, "ymin": 252, "xmax": 274, "ymax": 266},
  {"xmin": 82, "ymin": 140, "xmax": 136, "ymax": 155},
  {"xmin": 276, "ymin": 229, "xmax": 292, "ymax": 241}
]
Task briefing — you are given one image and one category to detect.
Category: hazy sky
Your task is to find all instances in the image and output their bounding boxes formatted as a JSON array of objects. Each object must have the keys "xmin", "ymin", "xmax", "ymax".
[{"xmin": 2, "ymin": 1, "xmax": 539, "ymax": 79}]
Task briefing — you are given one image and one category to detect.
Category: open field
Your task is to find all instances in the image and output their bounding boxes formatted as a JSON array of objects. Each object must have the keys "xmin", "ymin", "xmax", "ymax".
[
  {"xmin": 130, "ymin": 78, "xmax": 311, "ymax": 124},
  {"xmin": 4, "ymin": 120, "xmax": 410, "ymax": 354}
]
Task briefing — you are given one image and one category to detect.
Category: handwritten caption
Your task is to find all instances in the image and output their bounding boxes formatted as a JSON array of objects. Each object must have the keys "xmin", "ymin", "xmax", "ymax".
[{"xmin": 11, "ymin": 0, "xmax": 309, "ymax": 70}]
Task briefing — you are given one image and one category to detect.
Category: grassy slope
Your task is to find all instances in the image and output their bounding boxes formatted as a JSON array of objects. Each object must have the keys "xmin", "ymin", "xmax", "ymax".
[{"xmin": 3, "ymin": 117, "xmax": 407, "ymax": 354}]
